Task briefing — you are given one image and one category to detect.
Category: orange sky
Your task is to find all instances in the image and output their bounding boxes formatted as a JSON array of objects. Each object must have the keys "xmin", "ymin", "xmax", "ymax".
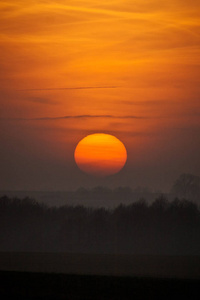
[{"xmin": 0, "ymin": 0, "xmax": 200, "ymax": 191}]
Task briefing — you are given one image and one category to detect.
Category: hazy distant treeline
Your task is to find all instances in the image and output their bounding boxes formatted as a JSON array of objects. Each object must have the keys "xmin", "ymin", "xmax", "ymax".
[
  {"xmin": 0, "ymin": 196, "xmax": 200, "ymax": 255},
  {"xmin": 0, "ymin": 186, "xmax": 160, "ymax": 208}
]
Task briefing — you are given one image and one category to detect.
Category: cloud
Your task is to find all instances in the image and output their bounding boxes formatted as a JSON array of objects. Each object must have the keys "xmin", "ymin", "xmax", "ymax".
[
  {"xmin": 1, "ymin": 114, "xmax": 147, "ymax": 121},
  {"xmin": 122, "ymin": 100, "xmax": 165, "ymax": 106},
  {"xmin": 20, "ymin": 86, "xmax": 118, "ymax": 91},
  {"xmin": 35, "ymin": 115, "xmax": 145, "ymax": 120},
  {"xmin": 28, "ymin": 97, "xmax": 58, "ymax": 105}
]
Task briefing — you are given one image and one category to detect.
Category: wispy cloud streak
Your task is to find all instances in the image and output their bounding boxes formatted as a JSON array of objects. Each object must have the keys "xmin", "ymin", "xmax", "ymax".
[
  {"xmin": 20, "ymin": 86, "xmax": 118, "ymax": 91},
  {"xmin": 1, "ymin": 115, "xmax": 146, "ymax": 121},
  {"xmin": 34, "ymin": 115, "xmax": 145, "ymax": 120}
]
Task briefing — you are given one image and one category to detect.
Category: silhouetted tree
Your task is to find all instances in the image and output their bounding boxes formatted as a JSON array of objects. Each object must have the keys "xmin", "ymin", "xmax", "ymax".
[
  {"xmin": 1, "ymin": 195, "xmax": 200, "ymax": 254},
  {"xmin": 171, "ymin": 173, "xmax": 200, "ymax": 201}
]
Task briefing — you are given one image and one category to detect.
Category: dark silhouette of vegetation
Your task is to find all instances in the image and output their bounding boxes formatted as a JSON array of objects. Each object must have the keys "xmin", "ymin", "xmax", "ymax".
[
  {"xmin": 0, "ymin": 195, "xmax": 200, "ymax": 254},
  {"xmin": 171, "ymin": 173, "xmax": 200, "ymax": 201},
  {"xmin": 0, "ymin": 186, "xmax": 159, "ymax": 208}
]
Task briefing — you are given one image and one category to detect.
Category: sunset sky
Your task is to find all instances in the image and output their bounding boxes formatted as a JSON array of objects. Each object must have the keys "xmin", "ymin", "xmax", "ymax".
[{"xmin": 0, "ymin": 0, "xmax": 200, "ymax": 191}]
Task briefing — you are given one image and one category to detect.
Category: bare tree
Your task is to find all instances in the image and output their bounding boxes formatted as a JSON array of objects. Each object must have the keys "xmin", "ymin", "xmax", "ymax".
[{"xmin": 171, "ymin": 173, "xmax": 200, "ymax": 201}]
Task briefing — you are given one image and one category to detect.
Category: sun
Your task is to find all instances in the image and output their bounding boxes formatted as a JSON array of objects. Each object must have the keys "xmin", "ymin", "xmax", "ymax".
[{"xmin": 74, "ymin": 133, "xmax": 127, "ymax": 177}]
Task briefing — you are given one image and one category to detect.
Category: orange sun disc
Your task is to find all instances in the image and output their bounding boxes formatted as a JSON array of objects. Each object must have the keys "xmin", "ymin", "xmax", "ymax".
[{"xmin": 74, "ymin": 133, "xmax": 127, "ymax": 177}]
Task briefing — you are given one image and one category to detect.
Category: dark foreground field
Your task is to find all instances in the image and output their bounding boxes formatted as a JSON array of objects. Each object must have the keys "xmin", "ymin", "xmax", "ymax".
[
  {"xmin": 1, "ymin": 253, "xmax": 200, "ymax": 299},
  {"xmin": 0, "ymin": 271, "xmax": 200, "ymax": 300}
]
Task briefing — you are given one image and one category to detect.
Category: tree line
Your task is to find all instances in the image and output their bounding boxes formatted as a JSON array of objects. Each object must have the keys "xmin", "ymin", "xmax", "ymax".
[{"xmin": 0, "ymin": 195, "xmax": 200, "ymax": 255}]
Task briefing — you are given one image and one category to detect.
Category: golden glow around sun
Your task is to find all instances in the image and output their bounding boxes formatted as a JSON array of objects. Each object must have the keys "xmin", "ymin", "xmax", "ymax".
[{"xmin": 74, "ymin": 133, "xmax": 127, "ymax": 177}]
